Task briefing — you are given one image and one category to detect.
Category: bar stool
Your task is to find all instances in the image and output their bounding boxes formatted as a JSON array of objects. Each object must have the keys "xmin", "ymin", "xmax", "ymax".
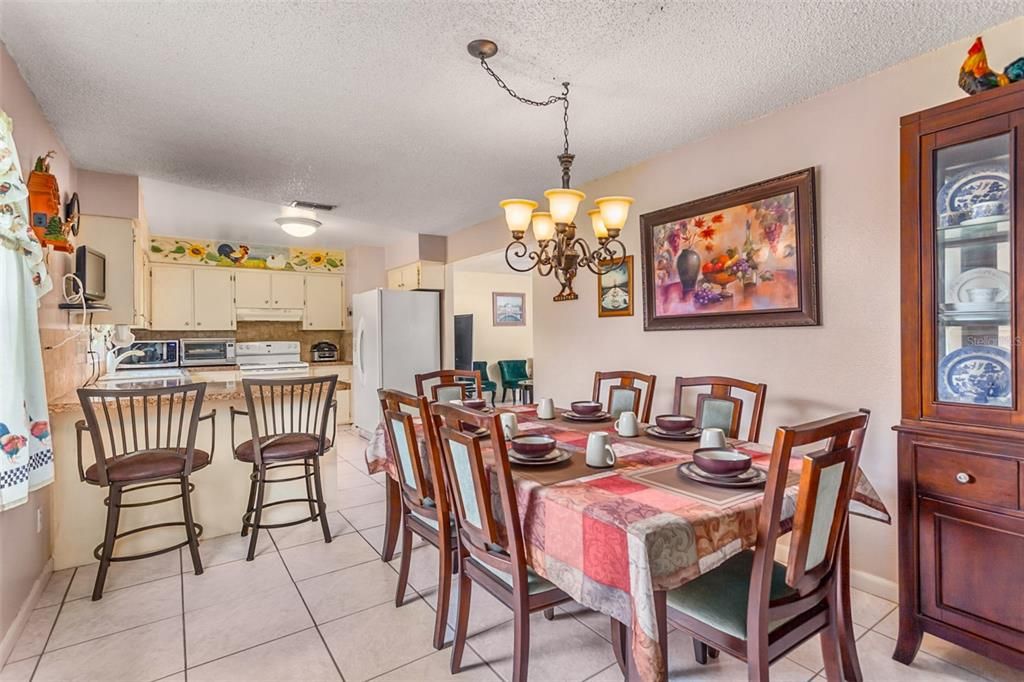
[
  {"xmin": 230, "ymin": 375, "xmax": 337, "ymax": 561},
  {"xmin": 76, "ymin": 383, "xmax": 215, "ymax": 600}
]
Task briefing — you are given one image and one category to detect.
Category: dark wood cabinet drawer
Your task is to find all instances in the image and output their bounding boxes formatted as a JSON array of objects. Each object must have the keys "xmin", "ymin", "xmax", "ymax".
[{"xmin": 915, "ymin": 445, "xmax": 1019, "ymax": 510}]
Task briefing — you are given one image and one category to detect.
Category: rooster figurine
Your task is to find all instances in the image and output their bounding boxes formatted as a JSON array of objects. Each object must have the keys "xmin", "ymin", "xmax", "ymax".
[
  {"xmin": 958, "ymin": 37, "xmax": 1024, "ymax": 95},
  {"xmin": 217, "ymin": 243, "xmax": 249, "ymax": 265}
]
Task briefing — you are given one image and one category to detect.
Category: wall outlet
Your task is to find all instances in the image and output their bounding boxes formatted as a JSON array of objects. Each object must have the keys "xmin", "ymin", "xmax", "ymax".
[{"xmin": 36, "ymin": 507, "xmax": 43, "ymax": 534}]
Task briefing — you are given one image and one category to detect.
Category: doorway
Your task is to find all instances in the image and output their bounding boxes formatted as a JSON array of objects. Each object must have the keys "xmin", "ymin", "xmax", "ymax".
[{"xmin": 454, "ymin": 314, "xmax": 473, "ymax": 370}]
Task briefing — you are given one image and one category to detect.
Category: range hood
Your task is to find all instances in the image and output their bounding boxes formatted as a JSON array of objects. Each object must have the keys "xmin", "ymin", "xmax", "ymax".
[{"xmin": 235, "ymin": 308, "xmax": 304, "ymax": 322}]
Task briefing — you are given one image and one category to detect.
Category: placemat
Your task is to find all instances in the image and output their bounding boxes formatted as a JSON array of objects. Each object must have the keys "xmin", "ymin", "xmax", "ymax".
[{"xmin": 627, "ymin": 462, "xmax": 800, "ymax": 507}]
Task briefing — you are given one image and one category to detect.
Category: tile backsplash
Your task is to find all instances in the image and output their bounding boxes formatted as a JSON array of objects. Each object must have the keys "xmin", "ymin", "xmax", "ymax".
[
  {"xmin": 40, "ymin": 327, "xmax": 94, "ymax": 400},
  {"xmin": 134, "ymin": 321, "xmax": 352, "ymax": 363}
]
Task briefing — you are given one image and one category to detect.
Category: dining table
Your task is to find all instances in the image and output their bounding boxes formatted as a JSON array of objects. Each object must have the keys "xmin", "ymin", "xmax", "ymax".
[{"xmin": 363, "ymin": 404, "xmax": 889, "ymax": 681}]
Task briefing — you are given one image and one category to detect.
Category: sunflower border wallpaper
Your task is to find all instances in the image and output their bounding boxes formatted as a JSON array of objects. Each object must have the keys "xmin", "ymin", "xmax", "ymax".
[{"xmin": 149, "ymin": 236, "xmax": 345, "ymax": 272}]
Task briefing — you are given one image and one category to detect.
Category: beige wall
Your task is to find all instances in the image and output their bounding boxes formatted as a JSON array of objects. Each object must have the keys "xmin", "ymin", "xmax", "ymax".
[
  {"xmin": 453, "ymin": 271, "xmax": 533, "ymax": 385},
  {"xmin": 444, "ymin": 20, "xmax": 1024, "ymax": 593},
  {"xmin": 76, "ymin": 169, "xmax": 140, "ymax": 219},
  {"xmin": 0, "ymin": 41, "xmax": 66, "ymax": 645}
]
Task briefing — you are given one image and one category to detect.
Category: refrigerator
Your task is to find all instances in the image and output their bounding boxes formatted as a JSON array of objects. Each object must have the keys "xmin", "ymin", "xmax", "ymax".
[{"xmin": 352, "ymin": 288, "xmax": 441, "ymax": 436}]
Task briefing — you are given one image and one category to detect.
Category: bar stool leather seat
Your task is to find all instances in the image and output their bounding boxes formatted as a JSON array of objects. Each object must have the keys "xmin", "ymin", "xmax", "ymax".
[
  {"xmin": 85, "ymin": 449, "xmax": 212, "ymax": 484},
  {"xmin": 234, "ymin": 435, "xmax": 321, "ymax": 462}
]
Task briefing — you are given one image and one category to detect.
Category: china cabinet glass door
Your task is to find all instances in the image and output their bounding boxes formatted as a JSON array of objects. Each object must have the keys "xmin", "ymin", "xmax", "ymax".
[{"xmin": 932, "ymin": 131, "xmax": 1014, "ymax": 412}]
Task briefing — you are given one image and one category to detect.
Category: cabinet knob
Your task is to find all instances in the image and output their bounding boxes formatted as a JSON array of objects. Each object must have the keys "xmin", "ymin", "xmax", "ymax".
[
  {"xmin": 955, "ymin": 472, "xmax": 972, "ymax": 485},
  {"xmin": 197, "ymin": 322, "xmax": 202, "ymax": 326},
  {"xmin": 184, "ymin": 322, "xmax": 190, "ymax": 326},
  {"xmin": 265, "ymin": 300, "xmax": 269, "ymax": 304}
]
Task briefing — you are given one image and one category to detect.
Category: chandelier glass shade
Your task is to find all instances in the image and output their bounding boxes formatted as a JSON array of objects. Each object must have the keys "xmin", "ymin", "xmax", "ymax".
[{"xmin": 469, "ymin": 39, "xmax": 633, "ymax": 301}]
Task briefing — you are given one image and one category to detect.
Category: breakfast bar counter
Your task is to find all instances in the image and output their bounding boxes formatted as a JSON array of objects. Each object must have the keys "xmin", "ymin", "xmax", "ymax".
[{"xmin": 47, "ymin": 368, "xmax": 351, "ymax": 569}]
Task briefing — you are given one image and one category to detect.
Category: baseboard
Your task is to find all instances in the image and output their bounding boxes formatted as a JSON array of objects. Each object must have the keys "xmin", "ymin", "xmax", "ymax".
[
  {"xmin": 0, "ymin": 558, "xmax": 52, "ymax": 666},
  {"xmin": 849, "ymin": 567, "xmax": 899, "ymax": 603}
]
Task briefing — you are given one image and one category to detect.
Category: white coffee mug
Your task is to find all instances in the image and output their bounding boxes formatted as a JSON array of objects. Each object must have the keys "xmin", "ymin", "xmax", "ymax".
[
  {"xmin": 499, "ymin": 412, "xmax": 518, "ymax": 440},
  {"xmin": 699, "ymin": 427, "xmax": 727, "ymax": 449},
  {"xmin": 586, "ymin": 431, "xmax": 617, "ymax": 468},
  {"xmin": 537, "ymin": 397, "xmax": 555, "ymax": 420},
  {"xmin": 614, "ymin": 410, "xmax": 639, "ymax": 437}
]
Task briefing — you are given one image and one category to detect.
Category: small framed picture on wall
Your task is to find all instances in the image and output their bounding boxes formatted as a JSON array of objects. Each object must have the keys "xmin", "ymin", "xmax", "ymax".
[
  {"xmin": 493, "ymin": 292, "xmax": 526, "ymax": 326},
  {"xmin": 598, "ymin": 255, "xmax": 634, "ymax": 317}
]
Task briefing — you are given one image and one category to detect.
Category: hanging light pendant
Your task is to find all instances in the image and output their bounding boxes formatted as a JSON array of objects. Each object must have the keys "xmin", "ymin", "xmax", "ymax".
[{"xmin": 470, "ymin": 39, "xmax": 632, "ymax": 302}]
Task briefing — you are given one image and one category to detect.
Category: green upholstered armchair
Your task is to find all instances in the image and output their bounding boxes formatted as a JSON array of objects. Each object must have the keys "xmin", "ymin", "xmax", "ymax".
[
  {"xmin": 472, "ymin": 361, "xmax": 497, "ymax": 406},
  {"xmin": 497, "ymin": 360, "xmax": 529, "ymax": 403}
]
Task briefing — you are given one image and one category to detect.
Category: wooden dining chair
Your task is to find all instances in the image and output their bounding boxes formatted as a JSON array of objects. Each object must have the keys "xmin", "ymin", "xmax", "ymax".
[
  {"xmin": 415, "ymin": 369, "xmax": 483, "ymax": 403},
  {"xmin": 230, "ymin": 375, "xmax": 337, "ymax": 561},
  {"xmin": 664, "ymin": 410, "xmax": 870, "ymax": 681},
  {"xmin": 673, "ymin": 375, "xmax": 768, "ymax": 441},
  {"xmin": 431, "ymin": 401, "xmax": 573, "ymax": 682},
  {"xmin": 592, "ymin": 370, "xmax": 657, "ymax": 422},
  {"xmin": 378, "ymin": 388, "xmax": 457, "ymax": 650}
]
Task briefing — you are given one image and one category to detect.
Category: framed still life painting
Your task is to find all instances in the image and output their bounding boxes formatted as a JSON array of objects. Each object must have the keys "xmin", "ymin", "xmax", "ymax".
[
  {"xmin": 493, "ymin": 292, "xmax": 526, "ymax": 326},
  {"xmin": 639, "ymin": 167, "xmax": 820, "ymax": 331},
  {"xmin": 598, "ymin": 256, "xmax": 633, "ymax": 317}
]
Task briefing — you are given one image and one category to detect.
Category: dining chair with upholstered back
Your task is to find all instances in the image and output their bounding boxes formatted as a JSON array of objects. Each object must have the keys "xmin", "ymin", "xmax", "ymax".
[
  {"xmin": 230, "ymin": 375, "xmax": 337, "ymax": 561},
  {"xmin": 592, "ymin": 370, "xmax": 657, "ymax": 422},
  {"xmin": 415, "ymin": 369, "xmax": 483, "ymax": 404},
  {"xmin": 672, "ymin": 376, "xmax": 768, "ymax": 442},
  {"xmin": 472, "ymin": 361, "xmax": 498, "ymax": 406},
  {"xmin": 431, "ymin": 401, "xmax": 572, "ymax": 682},
  {"xmin": 664, "ymin": 409, "xmax": 870, "ymax": 681},
  {"xmin": 379, "ymin": 388, "xmax": 455, "ymax": 650},
  {"xmin": 497, "ymin": 360, "xmax": 529, "ymax": 403}
]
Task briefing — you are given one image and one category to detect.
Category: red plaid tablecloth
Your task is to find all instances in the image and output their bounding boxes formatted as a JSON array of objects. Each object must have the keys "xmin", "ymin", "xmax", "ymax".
[{"xmin": 364, "ymin": 406, "xmax": 889, "ymax": 680}]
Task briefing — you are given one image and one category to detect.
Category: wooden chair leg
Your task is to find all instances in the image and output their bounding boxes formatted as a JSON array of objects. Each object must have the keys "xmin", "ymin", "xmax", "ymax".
[
  {"xmin": 747, "ymin": 633, "xmax": 771, "ymax": 682},
  {"xmin": 241, "ymin": 463, "xmax": 258, "ymax": 537},
  {"xmin": 610, "ymin": 618, "xmax": 627, "ymax": 675},
  {"xmin": 692, "ymin": 639, "xmax": 708, "ymax": 665},
  {"xmin": 246, "ymin": 467, "xmax": 267, "ymax": 561},
  {"xmin": 311, "ymin": 455, "xmax": 332, "ymax": 543},
  {"xmin": 433, "ymin": 532, "xmax": 453, "ymax": 649},
  {"xmin": 511, "ymin": 602, "xmax": 530, "ymax": 682},
  {"xmin": 820, "ymin": 619, "xmax": 844, "ymax": 681},
  {"xmin": 708, "ymin": 647, "xmax": 719, "ymax": 659},
  {"xmin": 92, "ymin": 483, "xmax": 122, "ymax": 601},
  {"xmin": 543, "ymin": 607, "xmax": 555, "ymax": 621},
  {"xmin": 836, "ymin": 532, "xmax": 863, "ymax": 680},
  {"xmin": 450, "ymin": 562, "xmax": 473, "ymax": 674},
  {"xmin": 395, "ymin": 516, "xmax": 413, "ymax": 607},
  {"xmin": 180, "ymin": 478, "xmax": 203, "ymax": 575},
  {"xmin": 381, "ymin": 475, "xmax": 401, "ymax": 561}
]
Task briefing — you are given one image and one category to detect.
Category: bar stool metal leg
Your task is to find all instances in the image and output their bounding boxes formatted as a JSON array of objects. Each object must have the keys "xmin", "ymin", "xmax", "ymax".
[
  {"xmin": 241, "ymin": 463, "xmax": 258, "ymax": 537},
  {"xmin": 93, "ymin": 483, "xmax": 123, "ymax": 601},
  {"xmin": 181, "ymin": 478, "xmax": 204, "ymax": 575},
  {"xmin": 311, "ymin": 454, "xmax": 332, "ymax": 544},
  {"xmin": 247, "ymin": 466, "xmax": 268, "ymax": 561}
]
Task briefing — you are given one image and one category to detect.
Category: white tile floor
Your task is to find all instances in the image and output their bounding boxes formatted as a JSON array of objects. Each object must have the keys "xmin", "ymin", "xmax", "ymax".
[{"xmin": 2, "ymin": 428, "xmax": 1020, "ymax": 682}]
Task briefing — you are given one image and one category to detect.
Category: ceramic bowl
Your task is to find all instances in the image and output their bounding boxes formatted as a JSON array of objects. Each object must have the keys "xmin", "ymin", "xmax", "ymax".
[
  {"xmin": 570, "ymin": 401, "xmax": 603, "ymax": 415},
  {"xmin": 509, "ymin": 435, "xmax": 557, "ymax": 458},
  {"xmin": 655, "ymin": 414, "xmax": 695, "ymax": 432},
  {"xmin": 461, "ymin": 398, "xmax": 487, "ymax": 410},
  {"xmin": 966, "ymin": 287, "xmax": 1000, "ymax": 303},
  {"xmin": 971, "ymin": 200, "xmax": 1007, "ymax": 220},
  {"xmin": 692, "ymin": 447, "xmax": 752, "ymax": 476}
]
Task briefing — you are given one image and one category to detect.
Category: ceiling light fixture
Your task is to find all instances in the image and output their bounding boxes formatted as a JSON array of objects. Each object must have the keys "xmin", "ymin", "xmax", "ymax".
[
  {"xmin": 276, "ymin": 216, "xmax": 321, "ymax": 238},
  {"xmin": 468, "ymin": 39, "xmax": 633, "ymax": 302}
]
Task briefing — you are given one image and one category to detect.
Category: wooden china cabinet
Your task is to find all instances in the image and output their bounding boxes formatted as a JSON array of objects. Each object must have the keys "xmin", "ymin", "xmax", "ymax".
[{"xmin": 896, "ymin": 81, "xmax": 1024, "ymax": 671}]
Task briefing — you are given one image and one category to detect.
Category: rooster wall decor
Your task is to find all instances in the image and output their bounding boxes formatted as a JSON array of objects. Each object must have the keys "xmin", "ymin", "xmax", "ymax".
[{"xmin": 959, "ymin": 37, "xmax": 1024, "ymax": 95}]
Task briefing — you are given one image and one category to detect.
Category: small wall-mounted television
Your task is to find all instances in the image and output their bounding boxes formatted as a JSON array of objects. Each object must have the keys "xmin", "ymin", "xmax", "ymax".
[{"xmin": 74, "ymin": 245, "xmax": 107, "ymax": 302}]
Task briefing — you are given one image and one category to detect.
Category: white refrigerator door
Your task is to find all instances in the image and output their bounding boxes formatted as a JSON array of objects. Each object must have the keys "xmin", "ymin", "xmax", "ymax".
[
  {"xmin": 380, "ymin": 289, "xmax": 440, "ymax": 391},
  {"xmin": 352, "ymin": 289, "xmax": 382, "ymax": 434}
]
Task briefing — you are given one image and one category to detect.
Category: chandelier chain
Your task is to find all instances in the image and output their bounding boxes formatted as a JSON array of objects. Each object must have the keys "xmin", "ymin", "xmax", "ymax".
[{"xmin": 478, "ymin": 58, "xmax": 571, "ymax": 155}]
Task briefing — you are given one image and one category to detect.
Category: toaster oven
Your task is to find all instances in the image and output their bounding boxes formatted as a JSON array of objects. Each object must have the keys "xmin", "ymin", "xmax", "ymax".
[{"xmin": 179, "ymin": 337, "xmax": 237, "ymax": 367}]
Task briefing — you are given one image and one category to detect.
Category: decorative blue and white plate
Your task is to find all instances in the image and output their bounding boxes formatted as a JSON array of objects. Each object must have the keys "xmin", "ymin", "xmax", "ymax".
[
  {"xmin": 938, "ymin": 345, "xmax": 1012, "ymax": 406},
  {"xmin": 936, "ymin": 166, "xmax": 1010, "ymax": 218}
]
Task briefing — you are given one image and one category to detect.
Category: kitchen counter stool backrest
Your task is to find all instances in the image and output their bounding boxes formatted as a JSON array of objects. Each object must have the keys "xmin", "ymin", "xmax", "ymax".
[
  {"xmin": 415, "ymin": 369, "xmax": 482, "ymax": 403},
  {"xmin": 672, "ymin": 375, "xmax": 767, "ymax": 442},
  {"xmin": 592, "ymin": 370, "xmax": 657, "ymax": 422}
]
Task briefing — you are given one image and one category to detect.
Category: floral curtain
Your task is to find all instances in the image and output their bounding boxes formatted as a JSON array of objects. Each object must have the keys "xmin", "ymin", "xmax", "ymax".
[{"xmin": 0, "ymin": 109, "xmax": 54, "ymax": 511}]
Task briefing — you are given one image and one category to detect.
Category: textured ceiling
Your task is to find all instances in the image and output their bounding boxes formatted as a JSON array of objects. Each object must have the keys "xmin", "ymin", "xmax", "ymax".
[{"xmin": 2, "ymin": 1, "xmax": 1021, "ymax": 246}]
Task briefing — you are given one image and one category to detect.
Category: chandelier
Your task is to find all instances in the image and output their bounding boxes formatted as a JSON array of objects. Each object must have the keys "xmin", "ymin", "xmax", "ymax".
[{"xmin": 468, "ymin": 39, "xmax": 633, "ymax": 302}]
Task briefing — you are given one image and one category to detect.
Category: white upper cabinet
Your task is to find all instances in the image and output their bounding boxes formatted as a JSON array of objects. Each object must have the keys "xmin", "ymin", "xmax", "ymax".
[
  {"xmin": 304, "ymin": 274, "xmax": 345, "ymax": 330},
  {"xmin": 271, "ymin": 272, "xmax": 305, "ymax": 308},
  {"xmin": 76, "ymin": 215, "xmax": 149, "ymax": 327},
  {"xmin": 386, "ymin": 260, "xmax": 444, "ymax": 291},
  {"xmin": 234, "ymin": 270, "xmax": 273, "ymax": 308},
  {"xmin": 150, "ymin": 264, "xmax": 197, "ymax": 330},
  {"xmin": 192, "ymin": 268, "xmax": 236, "ymax": 330}
]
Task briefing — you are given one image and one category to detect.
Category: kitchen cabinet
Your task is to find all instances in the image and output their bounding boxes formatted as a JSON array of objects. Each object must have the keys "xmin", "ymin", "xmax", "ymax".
[
  {"xmin": 192, "ymin": 268, "xmax": 236, "ymax": 330},
  {"xmin": 304, "ymin": 274, "xmax": 345, "ymax": 330},
  {"xmin": 312, "ymin": 364, "xmax": 352, "ymax": 424},
  {"xmin": 895, "ymin": 81, "xmax": 1024, "ymax": 671},
  {"xmin": 235, "ymin": 270, "xmax": 306, "ymax": 309},
  {"xmin": 386, "ymin": 260, "xmax": 444, "ymax": 290},
  {"xmin": 149, "ymin": 264, "xmax": 235, "ymax": 331},
  {"xmin": 76, "ymin": 215, "xmax": 149, "ymax": 327}
]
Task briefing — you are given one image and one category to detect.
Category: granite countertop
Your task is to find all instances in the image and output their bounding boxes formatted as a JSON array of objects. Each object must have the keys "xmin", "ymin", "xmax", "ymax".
[{"xmin": 49, "ymin": 367, "xmax": 352, "ymax": 414}]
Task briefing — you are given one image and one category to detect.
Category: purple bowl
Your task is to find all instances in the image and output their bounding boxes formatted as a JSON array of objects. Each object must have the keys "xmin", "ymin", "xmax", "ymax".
[
  {"xmin": 692, "ymin": 448, "xmax": 752, "ymax": 476},
  {"xmin": 571, "ymin": 401, "xmax": 603, "ymax": 415},
  {"xmin": 655, "ymin": 415, "xmax": 695, "ymax": 432},
  {"xmin": 462, "ymin": 399, "xmax": 486, "ymax": 410},
  {"xmin": 509, "ymin": 435, "xmax": 557, "ymax": 458}
]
